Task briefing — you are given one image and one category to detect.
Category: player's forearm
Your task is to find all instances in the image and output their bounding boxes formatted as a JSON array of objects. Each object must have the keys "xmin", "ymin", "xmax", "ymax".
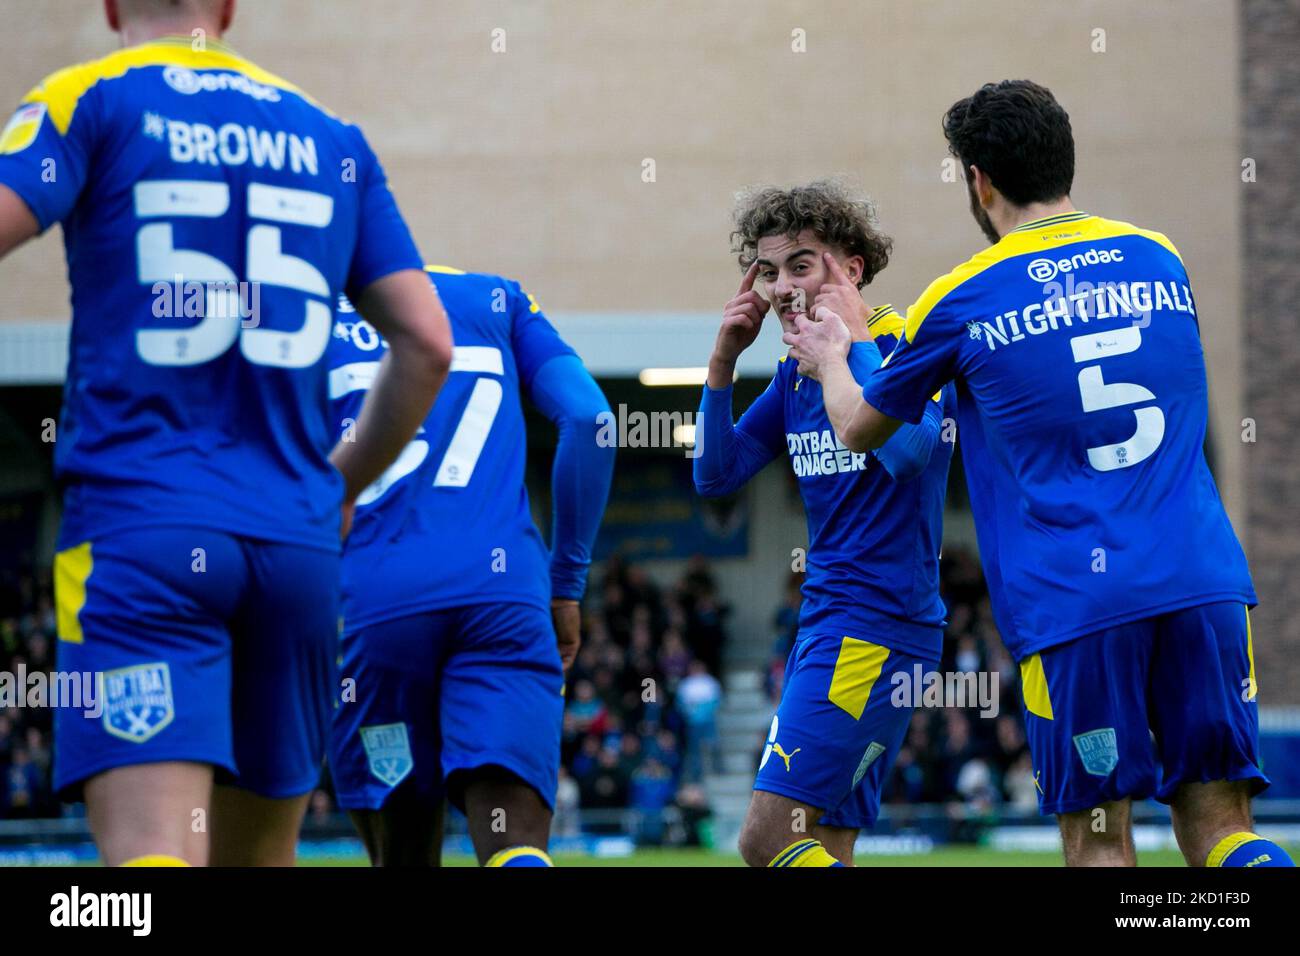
[
  {"xmin": 820, "ymin": 355, "xmax": 867, "ymax": 449},
  {"xmin": 548, "ymin": 437, "xmax": 614, "ymax": 599},
  {"xmin": 531, "ymin": 356, "xmax": 616, "ymax": 600},
  {"xmin": 873, "ymin": 398, "xmax": 941, "ymax": 481},
  {"xmin": 330, "ymin": 345, "xmax": 449, "ymax": 501},
  {"xmin": 706, "ymin": 353, "xmax": 736, "ymax": 390},
  {"xmin": 694, "ymin": 384, "xmax": 766, "ymax": 496},
  {"xmin": 820, "ymin": 356, "xmax": 898, "ymax": 453}
]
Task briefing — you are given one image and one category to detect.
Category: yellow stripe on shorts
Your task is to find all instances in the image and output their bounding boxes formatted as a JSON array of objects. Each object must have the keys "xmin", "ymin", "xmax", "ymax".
[
  {"xmin": 54, "ymin": 541, "xmax": 93, "ymax": 644},
  {"xmin": 828, "ymin": 637, "xmax": 890, "ymax": 721},
  {"xmin": 1020, "ymin": 652, "xmax": 1054, "ymax": 720}
]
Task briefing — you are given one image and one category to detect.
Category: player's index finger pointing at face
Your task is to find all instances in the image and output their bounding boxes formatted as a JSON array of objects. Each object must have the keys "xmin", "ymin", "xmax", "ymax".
[
  {"xmin": 823, "ymin": 251, "xmax": 851, "ymax": 286},
  {"xmin": 738, "ymin": 260, "xmax": 761, "ymax": 295}
]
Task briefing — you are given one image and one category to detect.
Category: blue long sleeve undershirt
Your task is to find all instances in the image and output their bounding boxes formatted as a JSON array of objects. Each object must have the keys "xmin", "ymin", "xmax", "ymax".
[
  {"xmin": 527, "ymin": 354, "xmax": 616, "ymax": 600},
  {"xmin": 849, "ymin": 340, "xmax": 942, "ymax": 482},
  {"xmin": 694, "ymin": 340, "xmax": 941, "ymax": 496}
]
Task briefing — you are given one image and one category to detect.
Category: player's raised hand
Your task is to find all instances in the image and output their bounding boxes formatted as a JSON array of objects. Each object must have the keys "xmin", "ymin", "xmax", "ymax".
[
  {"xmin": 712, "ymin": 261, "xmax": 771, "ymax": 365},
  {"xmin": 813, "ymin": 252, "xmax": 873, "ymax": 341},
  {"xmin": 551, "ymin": 599, "xmax": 582, "ymax": 672},
  {"xmin": 782, "ymin": 307, "xmax": 852, "ymax": 379}
]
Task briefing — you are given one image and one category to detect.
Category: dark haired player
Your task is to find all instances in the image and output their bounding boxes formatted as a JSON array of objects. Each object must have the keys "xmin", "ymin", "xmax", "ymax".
[
  {"xmin": 788, "ymin": 81, "xmax": 1291, "ymax": 868},
  {"xmin": 695, "ymin": 182, "xmax": 954, "ymax": 867}
]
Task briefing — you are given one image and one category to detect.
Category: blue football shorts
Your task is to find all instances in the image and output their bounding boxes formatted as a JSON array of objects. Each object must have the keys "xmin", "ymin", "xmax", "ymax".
[
  {"xmin": 53, "ymin": 527, "xmax": 339, "ymax": 799},
  {"xmin": 330, "ymin": 602, "xmax": 564, "ymax": 812},
  {"xmin": 755, "ymin": 627, "xmax": 938, "ymax": 830},
  {"xmin": 1020, "ymin": 601, "xmax": 1268, "ymax": 815}
]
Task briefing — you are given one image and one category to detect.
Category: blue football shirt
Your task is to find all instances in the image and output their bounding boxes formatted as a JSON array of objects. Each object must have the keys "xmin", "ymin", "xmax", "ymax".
[
  {"xmin": 329, "ymin": 267, "xmax": 575, "ymax": 629},
  {"xmin": 0, "ymin": 37, "xmax": 422, "ymax": 550},
  {"xmin": 697, "ymin": 309, "xmax": 955, "ymax": 660},
  {"xmin": 860, "ymin": 211, "xmax": 1256, "ymax": 658}
]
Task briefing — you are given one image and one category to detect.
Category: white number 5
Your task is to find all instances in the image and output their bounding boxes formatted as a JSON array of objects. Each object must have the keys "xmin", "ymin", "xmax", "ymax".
[{"xmin": 1070, "ymin": 326, "xmax": 1165, "ymax": 472}]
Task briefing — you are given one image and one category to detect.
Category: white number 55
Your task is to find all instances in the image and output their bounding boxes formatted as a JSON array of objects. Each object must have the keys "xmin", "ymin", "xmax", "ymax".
[{"xmin": 134, "ymin": 179, "xmax": 333, "ymax": 369}]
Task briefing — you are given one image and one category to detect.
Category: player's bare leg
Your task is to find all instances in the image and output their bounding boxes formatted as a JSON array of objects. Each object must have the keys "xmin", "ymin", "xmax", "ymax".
[
  {"xmin": 739, "ymin": 791, "xmax": 839, "ymax": 867},
  {"xmin": 1169, "ymin": 780, "xmax": 1254, "ymax": 866},
  {"xmin": 461, "ymin": 767, "xmax": 553, "ymax": 866},
  {"xmin": 814, "ymin": 824, "xmax": 859, "ymax": 866},
  {"xmin": 348, "ymin": 784, "xmax": 445, "ymax": 866},
  {"xmin": 85, "ymin": 761, "xmax": 212, "ymax": 866},
  {"xmin": 1056, "ymin": 799, "xmax": 1135, "ymax": 866},
  {"xmin": 208, "ymin": 785, "xmax": 311, "ymax": 866}
]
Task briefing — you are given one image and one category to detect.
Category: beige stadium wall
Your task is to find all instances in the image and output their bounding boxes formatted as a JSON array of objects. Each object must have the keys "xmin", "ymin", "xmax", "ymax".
[
  {"xmin": 1, "ymin": 1, "xmax": 1275, "ymax": 685},
  {"xmin": 0, "ymin": 0, "xmax": 1247, "ymax": 506}
]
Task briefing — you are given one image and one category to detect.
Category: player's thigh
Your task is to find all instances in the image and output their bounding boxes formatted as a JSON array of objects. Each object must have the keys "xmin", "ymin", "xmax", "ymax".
[
  {"xmin": 754, "ymin": 633, "xmax": 917, "ymax": 823},
  {"xmin": 208, "ymin": 785, "xmax": 312, "ymax": 867},
  {"xmin": 330, "ymin": 611, "xmax": 447, "ymax": 817},
  {"xmin": 1019, "ymin": 623, "xmax": 1158, "ymax": 816},
  {"xmin": 439, "ymin": 603, "xmax": 564, "ymax": 816},
  {"xmin": 85, "ymin": 761, "xmax": 214, "ymax": 866},
  {"xmin": 53, "ymin": 528, "xmax": 245, "ymax": 801},
  {"xmin": 224, "ymin": 541, "xmax": 339, "ymax": 800},
  {"xmin": 1150, "ymin": 602, "xmax": 1269, "ymax": 805},
  {"xmin": 349, "ymin": 792, "xmax": 446, "ymax": 867}
]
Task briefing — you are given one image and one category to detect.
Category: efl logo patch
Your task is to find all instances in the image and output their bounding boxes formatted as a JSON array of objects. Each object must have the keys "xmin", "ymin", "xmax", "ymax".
[
  {"xmin": 101, "ymin": 663, "xmax": 174, "ymax": 743},
  {"xmin": 852, "ymin": 741, "xmax": 887, "ymax": 787},
  {"xmin": 0, "ymin": 103, "xmax": 47, "ymax": 155},
  {"xmin": 360, "ymin": 722, "xmax": 413, "ymax": 787},
  {"xmin": 1073, "ymin": 727, "xmax": 1119, "ymax": 777}
]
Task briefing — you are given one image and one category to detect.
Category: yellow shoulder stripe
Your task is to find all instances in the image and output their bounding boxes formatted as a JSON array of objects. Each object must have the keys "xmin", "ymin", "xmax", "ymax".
[
  {"xmin": 867, "ymin": 303, "xmax": 904, "ymax": 339},
  {"xmin": 23, "ymin": 39, "xmax": 320, "ymax": 136},
  {"xmin": 424, "ymin": 264, "xmax": 467, "ymax": 275},
  {"xmin": 903, "ymin": 215, "xmax": 1183, "ymax": 343}
]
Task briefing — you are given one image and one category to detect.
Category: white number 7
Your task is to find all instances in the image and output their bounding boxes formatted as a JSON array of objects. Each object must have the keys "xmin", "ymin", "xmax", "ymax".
[{"xmin": 432, "ymin": 347, "xmax": 505, "ymax": 488}]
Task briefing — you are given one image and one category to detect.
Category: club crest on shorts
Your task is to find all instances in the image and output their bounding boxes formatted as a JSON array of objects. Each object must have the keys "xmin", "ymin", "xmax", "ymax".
[
  {"xmin": 101, "ymin": 662, "xmax": 174, "ymax": 743},
  {"xmin": 1073, "ymin": 727, "xmax": 1119, "ymax": 777},
  {"xmin": 852, "ymin": 741, "xmax": 887, "ymax": 787},
  {"xmin": 360, "ymin": 722, "xmax": 413, "ymax": 787}
]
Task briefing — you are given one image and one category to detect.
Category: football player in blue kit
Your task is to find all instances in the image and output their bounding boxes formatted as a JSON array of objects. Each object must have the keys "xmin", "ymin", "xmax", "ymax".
[
  {"xmin": 328, "ymin": 266, "xmax": 615, "ymax": 866},
  {"xmin": 0, "ymin": 0, "xmax": 452, "ymax": 865},
  {"xmin": 695, "ymin": 182, "xmax": 955, "ymax": 867},
  {"xmin": 787, "ymin": 80, "xmax": 1292, "ymax": 868}
]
